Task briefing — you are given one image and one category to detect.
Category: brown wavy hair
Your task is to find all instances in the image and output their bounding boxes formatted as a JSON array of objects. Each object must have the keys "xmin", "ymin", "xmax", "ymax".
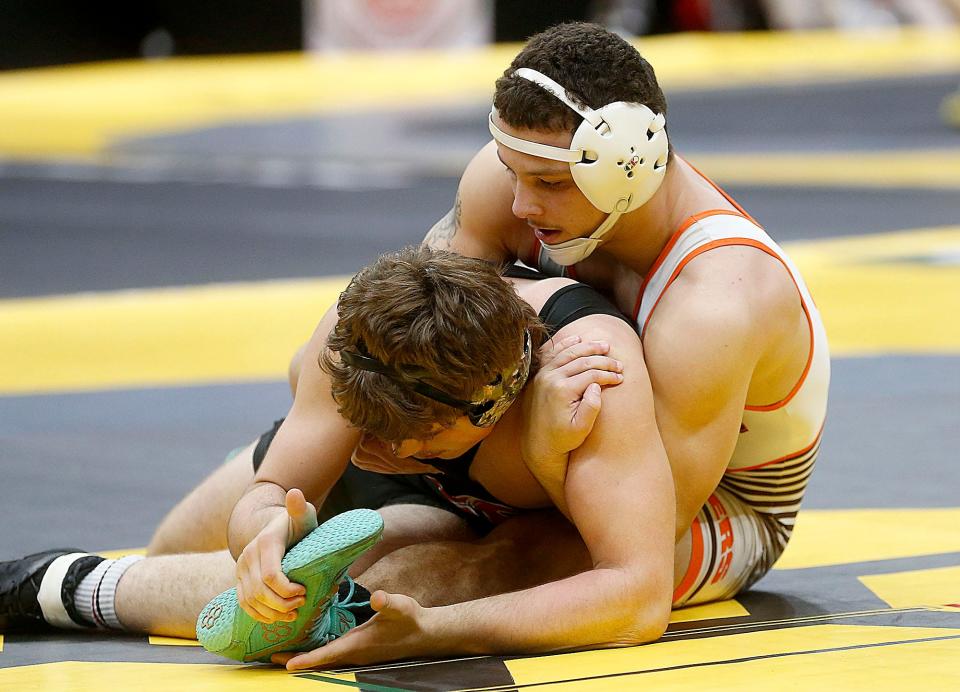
[{"xmin": 319, "ymin": 246, "xmax": 545, "ymax": 443}]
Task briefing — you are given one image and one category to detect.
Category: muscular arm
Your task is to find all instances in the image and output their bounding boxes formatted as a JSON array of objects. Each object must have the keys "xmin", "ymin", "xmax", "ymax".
[
  {"xmin": 227, "ymin": 305, "xmax": 361, "ymax": 558},
  {"xmin": 425, "ymin": 316, "xmax": 674, "ymax": 653},
  {"xmin": 422, "ymin": 141, "xmax": 527, "ymax": 262},
  {"xmin": 643, "ymin": 268, "xmax": 767, "ymax": 537},
  {"xmin": 282, "ymin": 320, "xmax": 674, "ymax": 668}
]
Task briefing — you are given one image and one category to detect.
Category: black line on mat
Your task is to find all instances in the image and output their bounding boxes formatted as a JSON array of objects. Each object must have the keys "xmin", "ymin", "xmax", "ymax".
[
  {"xmin": 295, "ymin": 672, "xmax": 413, "ymax": 691},
  {"xmin": 455, "ymin": 633, "xmax": 960, "ymax": 691}
]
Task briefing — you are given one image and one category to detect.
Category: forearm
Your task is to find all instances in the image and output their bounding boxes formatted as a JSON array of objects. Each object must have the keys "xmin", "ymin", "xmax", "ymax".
[
  {"xmin": 422, "ymin": 567, "xmax": 668, "ymax": 656},
  {"xmin": 226, "ymin": 481, "xmax": 288, "ymax": 559}
]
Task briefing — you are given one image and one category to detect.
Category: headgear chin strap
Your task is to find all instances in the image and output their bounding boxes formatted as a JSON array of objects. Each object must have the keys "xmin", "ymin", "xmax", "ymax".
[{"xmin": 488, "ymin": 67, "xmax": 669, "ymax": 266}]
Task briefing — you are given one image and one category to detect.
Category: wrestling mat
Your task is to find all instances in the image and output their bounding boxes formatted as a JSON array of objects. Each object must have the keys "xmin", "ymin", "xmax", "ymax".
[{"xmin": 1, "ymin": 28, "xmax": 959, "ymax": 690}]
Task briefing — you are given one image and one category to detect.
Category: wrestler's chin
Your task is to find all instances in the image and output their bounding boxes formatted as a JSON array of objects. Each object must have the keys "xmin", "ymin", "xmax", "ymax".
[{"xmin": 417, "ymin": 447, "xmax": 468, "ymax": 461}]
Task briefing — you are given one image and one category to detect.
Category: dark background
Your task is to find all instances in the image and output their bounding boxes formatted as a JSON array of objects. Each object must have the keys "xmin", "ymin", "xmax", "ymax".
[{"xmin": 0, "ymin": 0, "xmax": 774, "ymax": 70}]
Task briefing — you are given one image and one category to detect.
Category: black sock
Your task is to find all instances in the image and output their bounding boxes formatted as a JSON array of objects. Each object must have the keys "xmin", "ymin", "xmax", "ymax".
[
  {"xmin": 338, "ymin": 580, "xmax": 375, "ymax": 625},
  {"xmin": 59, "ymin": 555, "xmax": 104, "ymax": 627}
]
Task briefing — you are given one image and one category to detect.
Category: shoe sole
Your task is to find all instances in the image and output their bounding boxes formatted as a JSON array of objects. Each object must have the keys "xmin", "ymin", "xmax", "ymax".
[{"xmin": 196, "ymin": 508, "xmax": 383, "ymax": 662}]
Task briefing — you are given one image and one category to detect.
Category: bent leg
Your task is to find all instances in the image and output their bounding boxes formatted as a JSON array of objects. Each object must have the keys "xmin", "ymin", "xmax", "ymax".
[
  {"xmin": 672, "ymin": 486, "xmax": 788, "ymax": 607},
  {"xmin": 349, "ymin": 504, "xmax": 478, "ymax": 576},
  {"xmin": 147, "ymin": 444, "xmax": 255, "ymax": 556},
  {"xmin": 357, "ymin": 509, "xmax": 592, "ymax": 606},
  {"xmin": 313, "ymin": 463, "xmax": 482, "ymax": 574}
]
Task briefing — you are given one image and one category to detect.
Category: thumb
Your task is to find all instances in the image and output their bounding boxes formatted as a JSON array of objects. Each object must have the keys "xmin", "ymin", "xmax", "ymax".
[
  {"xmin": 285, "ymin": 488, "xmax": 306, "ymax": 514},
  {"xmin": 369, "ymin": 590, "xmax": 417, "ymax": 618},
  {"xmin": 369, "ymin": 589, "xmax": 392, "ymax": 613},
  {"xmin": 285, "ymin": 489, "xmax": 318, "ymax": 541},
  {"xmin": 572, "ymin": 382, "xmax": 602, "ymax": 431}
]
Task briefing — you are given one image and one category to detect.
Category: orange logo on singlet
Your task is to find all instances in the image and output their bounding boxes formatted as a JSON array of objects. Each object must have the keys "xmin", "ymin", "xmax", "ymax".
[{"xmin": 708, "ymin": 495, "xmax": 735, "ymax": 583}]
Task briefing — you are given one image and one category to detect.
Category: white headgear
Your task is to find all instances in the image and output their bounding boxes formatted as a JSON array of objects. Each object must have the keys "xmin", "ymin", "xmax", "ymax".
[{"xmin": 489, "ymin": 67, "xmax": 669, "ymax": 265}]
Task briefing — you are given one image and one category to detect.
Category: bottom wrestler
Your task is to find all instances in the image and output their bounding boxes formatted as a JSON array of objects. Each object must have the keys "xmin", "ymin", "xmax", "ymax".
[{"xmin": 0, "ymin": 246, "xmax": 817, "ymax": 668}]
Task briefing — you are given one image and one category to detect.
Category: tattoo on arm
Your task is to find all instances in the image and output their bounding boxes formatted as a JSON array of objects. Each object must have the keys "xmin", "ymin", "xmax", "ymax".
[{"xmin": 424, "ymin": 191, "xmax": 461, "ymax": 250}]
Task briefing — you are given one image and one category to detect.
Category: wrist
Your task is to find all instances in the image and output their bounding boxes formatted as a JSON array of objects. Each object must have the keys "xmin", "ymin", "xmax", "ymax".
[
  {"xmin": 422, "ymin": 605, "xmax": 489, "ymax": 656},
  {"xmin": 227, "ymin": 486, "xmax": 287, "ymax": 558}
]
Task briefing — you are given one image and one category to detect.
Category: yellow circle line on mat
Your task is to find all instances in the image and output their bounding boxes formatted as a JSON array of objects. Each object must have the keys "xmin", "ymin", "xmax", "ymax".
[
  {"xmin": 694, "ymin": 150, "xmax": 960, "ymax": 190},
  {"xmin": 1, "ymin": 226, "xmax": 958, "ymax": 396},
  {"xmin": 1, "ymin": 28, "xmax": 959, "ymax": 159},
  {"xmin": 0, "ymin": 276, "xmax": 350, "ymax": 395}
]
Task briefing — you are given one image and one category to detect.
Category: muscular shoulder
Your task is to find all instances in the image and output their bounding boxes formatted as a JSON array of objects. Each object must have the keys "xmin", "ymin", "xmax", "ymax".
[
  {"xmin": 424, "ymin": 141, "xmax": 528, "ymax": 261},
  {"xmin": 642, "ymin": 246, "xmax": 798, "ymax": 419},
  {"xmin": 648, "ymin": 245, "xmax": 798, "ymax": 345}
]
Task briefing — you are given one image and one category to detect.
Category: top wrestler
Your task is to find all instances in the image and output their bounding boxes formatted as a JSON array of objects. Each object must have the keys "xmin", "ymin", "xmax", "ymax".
[{"xmin": 273, "ymin": 20, "xmax": 832, "ymax": 667}]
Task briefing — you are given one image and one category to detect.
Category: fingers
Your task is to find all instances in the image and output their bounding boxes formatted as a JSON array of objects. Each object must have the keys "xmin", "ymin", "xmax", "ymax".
[
  {"xmin": 561, "ymin": 368, "xmax": 624, "ymax": 394},
  {"xmin": 257, "ymin": 537, "xmax": 305, "ymax": 599},
  {"xmin": 235, "ymin": 516, "xmax": 308, "ymax": 624},
  {"xmin": 572, "ymin": 382, "xmax": 603, "ymax": 431},
  {"xmin": 543, "ymin": 340, "xmax": 616, "ymax": 372},
  {"xmin": 237, "ymin": 549, "xmax": 305, "ymax": 621},
  {"xmin": 538, "ymin": 335, "xmax": 582, "ymax": 368},
  {"xmin": 555, "ymin": 354, "xmax": 623, "ymax": 380},
  {"xmin": 238, "ymin": 589, "xmax": 302, "ymax": 623},
  {"xmin": 283, "ymin": 637, "xmax": 348, "ymax": 670},
  {"xmin": 540, "ymin": 334, "xmax": 581, "ymax": 358},
  {"xmin": 237, "ymin": 579, "xmax": 300, "ymax": 623}
]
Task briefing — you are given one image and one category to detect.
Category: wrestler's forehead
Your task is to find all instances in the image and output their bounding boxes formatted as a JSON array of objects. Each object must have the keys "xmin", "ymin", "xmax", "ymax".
[{"xmin": 491, "ymin": 113, "xmax": 573, "ymax": 175}]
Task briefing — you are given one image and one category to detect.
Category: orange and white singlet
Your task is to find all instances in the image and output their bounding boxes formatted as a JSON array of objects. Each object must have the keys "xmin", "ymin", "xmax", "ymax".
[{"xmin": 529, "ymin": 193, "xmax": 830, "ymax": 607}]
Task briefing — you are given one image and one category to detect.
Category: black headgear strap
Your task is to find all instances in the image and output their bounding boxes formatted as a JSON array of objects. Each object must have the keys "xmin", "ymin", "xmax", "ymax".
[{"xmin": 338, "ymin": 346, "xmax": 490, "ymax": 416}]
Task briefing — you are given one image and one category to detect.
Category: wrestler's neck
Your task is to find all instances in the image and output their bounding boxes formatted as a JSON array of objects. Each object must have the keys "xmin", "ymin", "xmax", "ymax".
[{"xmin": 600, "ymin": 156, "xmax": 738, "ymax": 277}]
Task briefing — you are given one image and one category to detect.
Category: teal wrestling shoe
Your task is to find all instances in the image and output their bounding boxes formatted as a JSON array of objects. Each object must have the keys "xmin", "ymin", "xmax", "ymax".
[{"xmin": 196, "ymin": 508, "xmax": 383, "ymax": 663}]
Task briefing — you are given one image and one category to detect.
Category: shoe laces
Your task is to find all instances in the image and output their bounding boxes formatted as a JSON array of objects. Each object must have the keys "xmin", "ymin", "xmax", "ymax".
[{"xmin": 308, "ymin": 576, "xmax": 369, "ymax": 645}]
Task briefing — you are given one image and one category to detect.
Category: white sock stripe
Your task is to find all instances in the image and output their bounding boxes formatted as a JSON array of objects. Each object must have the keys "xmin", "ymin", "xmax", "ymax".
[
  {"xmin": 74, "ymin": 558, "xmax": 113, "ymax": 628},
  {"xmin": 37, "ymin": 553, "xmax": 92, "ymax": 629},
  {"xmin": 97, "ymin": 555, "xmax": 144, "ymax": 630}
]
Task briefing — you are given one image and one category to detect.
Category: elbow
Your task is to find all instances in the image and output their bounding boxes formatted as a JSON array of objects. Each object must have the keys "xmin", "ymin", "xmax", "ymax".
[
  {"xmin": 601, "ymin": 584, "xmax": 672, "ymax": 648},
  {"xmin": 609, "ymin": 608, "xmax": 669, "ymax": 648},
  {"xmin": 612, "ymin": 610, "xmax": 669, "ymax": 647}
]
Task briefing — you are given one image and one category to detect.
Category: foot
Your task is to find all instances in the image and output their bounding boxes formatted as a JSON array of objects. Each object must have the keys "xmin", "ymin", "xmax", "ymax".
[
  {"xmin": 311, "ymin": 576, "xmax": 372, "ymax": 646},
  {"xmin": 0, "ymin": 549, "xmax": 101, "ymax": 631},
  {"xmin": 196, "ymin": 508, "xmax": 384, "ymax": 663}
]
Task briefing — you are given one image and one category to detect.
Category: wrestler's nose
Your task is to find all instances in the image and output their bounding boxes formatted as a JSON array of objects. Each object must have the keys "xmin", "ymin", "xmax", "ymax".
[{"xmin": 511, "ymin": 182, "xmax": 543, "ymax": 220}]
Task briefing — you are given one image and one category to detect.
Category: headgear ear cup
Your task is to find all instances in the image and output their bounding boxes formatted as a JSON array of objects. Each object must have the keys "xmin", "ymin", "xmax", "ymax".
[
  {"xmin": 488, "ymin": 68, "xmax": 669, "ymax": 265},
  {"xmin": 568, "ymin": 101, "xmax": 668, "ymax": 213}
]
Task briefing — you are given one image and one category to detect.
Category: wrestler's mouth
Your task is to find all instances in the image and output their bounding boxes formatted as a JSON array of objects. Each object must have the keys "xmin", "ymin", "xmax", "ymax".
[{"xmin": 532, "ymin": 227, "xmax": 563, "ymax": 243}]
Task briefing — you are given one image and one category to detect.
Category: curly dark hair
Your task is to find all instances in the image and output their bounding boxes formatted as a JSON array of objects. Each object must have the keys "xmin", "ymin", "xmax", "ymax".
[
  {"xmin": 319, "ymin": 246, "xmax": 546, "ymax": 443},
  {"xmin": 494, "ymin": 22, "xmax": 668, "ymax": 137}
]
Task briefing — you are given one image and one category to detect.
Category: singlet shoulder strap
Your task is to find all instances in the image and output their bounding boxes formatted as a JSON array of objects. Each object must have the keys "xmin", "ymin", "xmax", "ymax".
[
  {"xmin": 540, "ymin": 283, "xmax": 633, "ymax": 337},
  {"xmin": 502, "ymin": 263, "xmax": 548, "ymax": 281}
]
